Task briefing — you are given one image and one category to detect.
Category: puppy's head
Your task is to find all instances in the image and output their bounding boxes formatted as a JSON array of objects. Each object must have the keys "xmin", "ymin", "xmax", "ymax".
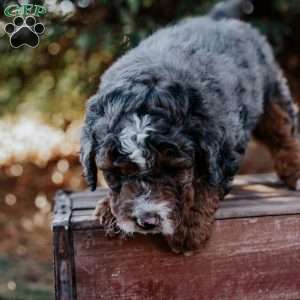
[{"xmin": 81, "ymin": 110, "xmax": 196, "ymax": 237}]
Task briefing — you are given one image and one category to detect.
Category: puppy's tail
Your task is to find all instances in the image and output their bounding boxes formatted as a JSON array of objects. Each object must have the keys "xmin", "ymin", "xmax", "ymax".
[{"xmin": 209, "ymin": 0, "xmax": 254, "ymax": 20}]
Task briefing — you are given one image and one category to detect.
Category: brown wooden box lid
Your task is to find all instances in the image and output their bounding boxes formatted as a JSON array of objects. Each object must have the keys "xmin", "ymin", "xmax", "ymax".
[{"xmin": 53, "ymin": 173, "xmax": 300, "ymax": 230}]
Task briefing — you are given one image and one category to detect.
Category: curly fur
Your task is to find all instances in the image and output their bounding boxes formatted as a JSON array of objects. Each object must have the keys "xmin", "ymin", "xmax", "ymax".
[
  {"xmin": 80, "ymin": 0, "xmax": 300, "ymax": 253},
  {"xmin": 254, "ymin": 103, "xmax": 300, "ymax": 189}
]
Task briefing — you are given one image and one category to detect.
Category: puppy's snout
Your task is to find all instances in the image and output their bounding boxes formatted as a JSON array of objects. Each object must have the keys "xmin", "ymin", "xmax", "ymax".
[{"xmin": 134, "ymin": 215, "xmax": 160, "ymax": 231}]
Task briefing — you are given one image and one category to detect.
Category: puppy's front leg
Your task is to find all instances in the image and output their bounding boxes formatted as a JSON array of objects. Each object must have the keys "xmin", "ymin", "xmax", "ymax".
[
  {"xmin": 94, "ymin": 193, "xmax": 119, "ymax": 237},
  {"xmin": 166, "ymin": 183, "xmax": 221, "ymax": 255}
]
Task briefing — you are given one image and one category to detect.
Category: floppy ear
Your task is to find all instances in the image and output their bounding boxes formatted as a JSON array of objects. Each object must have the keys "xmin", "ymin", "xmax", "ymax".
[
  {"xmin": 80, "ymin": 126, "xmax": 98, "ymax": 191},
  {"xmin": 96, "ymin": 134, "xmax": 121, "ymax": 170}
]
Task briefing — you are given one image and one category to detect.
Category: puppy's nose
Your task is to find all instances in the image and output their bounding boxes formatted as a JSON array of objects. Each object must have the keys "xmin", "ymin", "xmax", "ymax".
[{"xmin": 135, "ymin": 215, "xmax": 159, "ymax": 231}]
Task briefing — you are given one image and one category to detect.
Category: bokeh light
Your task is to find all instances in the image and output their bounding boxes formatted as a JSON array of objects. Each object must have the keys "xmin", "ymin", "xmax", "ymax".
[
  {"xmin": 20, "ymin": 218, "xmax": 34, "ymax": 232},
  {"xmin": 34, "ymin": 194, "xmax": 48, "ymax": 210},
  {"xmin": 51, "ymin": 171, "xmax": 64, "ymax": 185},
  {"xmin": 57, "ymin": 159, "xmax": 70, "ymax": 173},
  {"xmin": 7, "ymin": 281, "xmax": 16, "ymax": 291},
  {"xmin": 48, "ymin": 43, "xmax": 61, "ymax": 56},
  {"xmin": 5, "ymin": 194, "xmax": 17, "ymax": 206},
  {"xmin": 9, "ymin": 164, "xmax": 23, "ymax": 177}
]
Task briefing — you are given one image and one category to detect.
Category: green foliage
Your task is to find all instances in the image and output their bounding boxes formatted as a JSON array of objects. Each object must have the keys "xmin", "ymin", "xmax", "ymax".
[
  {"xmin": 0, "ymin": 256, "xmax": 53, "ymax": 300},
  {"xmin": 0, "ymin": 0, "xmax": 300, "ymax": 126}
]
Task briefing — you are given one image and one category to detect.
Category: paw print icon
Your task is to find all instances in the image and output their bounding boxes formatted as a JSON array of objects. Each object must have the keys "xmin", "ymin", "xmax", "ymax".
[{"xmin": 4, "ymin": 16, "xmax": 45, "ymax": 48}]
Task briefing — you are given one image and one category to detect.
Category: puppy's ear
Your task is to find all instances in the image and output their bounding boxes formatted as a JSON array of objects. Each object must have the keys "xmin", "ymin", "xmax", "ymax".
[
  {"xmin": 97, "ymin": 134, "xmax": 120, "ymax": 170},
  {"xmin": 80, "ymin": 126, "xmax": 98, "ymax": 191}
]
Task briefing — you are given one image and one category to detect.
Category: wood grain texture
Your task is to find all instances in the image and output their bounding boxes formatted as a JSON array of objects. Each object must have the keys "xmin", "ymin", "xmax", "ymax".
[
  {"xmin": 73, "ymin": 215, "xmax": 300, "ymax": 300},
  {"xmin": 53, "ymin": 174, "xmax": 300, "ymax": 300},
  {"xmin": 53, "ymin": 227, "xmax": 77, "ymax": 300}
]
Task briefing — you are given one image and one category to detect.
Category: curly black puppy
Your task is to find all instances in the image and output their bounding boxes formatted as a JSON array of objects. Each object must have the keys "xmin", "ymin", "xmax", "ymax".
[{"xmin": 80, "ymin": 0, "xmax": 300, "ymax": 254}]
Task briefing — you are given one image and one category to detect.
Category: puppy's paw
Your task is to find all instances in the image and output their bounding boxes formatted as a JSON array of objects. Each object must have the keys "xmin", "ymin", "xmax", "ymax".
[
  {"xmin": 165, "ymin": 233, "xmax": 200, "ymax": 255},
  {"xmin": 94, "ymin": 197, "xmax": 120, "ymax": 237},
  {"xmin": 165, "ymin": 223, "xmax": 203, "ymax": 255},
  {"xmin": 165, "ymin": 207, "xmax": 215, "ymax": 255}
]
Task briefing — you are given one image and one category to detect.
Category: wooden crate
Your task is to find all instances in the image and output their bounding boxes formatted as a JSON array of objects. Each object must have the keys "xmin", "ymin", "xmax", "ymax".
[{"xmin": 52, "ymin": 174, "xmax": 300, "ymax": 300}]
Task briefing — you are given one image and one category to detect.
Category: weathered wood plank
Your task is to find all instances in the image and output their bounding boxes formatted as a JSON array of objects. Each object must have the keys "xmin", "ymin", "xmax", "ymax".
[
  {"xmin": 73, "ymin": 215, "xmax": 300, "ymax": 300},
  {"xmin": 53, "ymin": 174, "xmax": 300, "ymax": 300},
  {"xmin": 71, "ymin": 174, "xmax": 288, "ymax": 208},
  {"xmin": 232, "ymin": 173, "xmax": 282, "ymax": 186},
  {"xmin": 53, "ymin": 227, "xmax": 77, "ymax": 300},
  {"xmin": 66, "ymin": 174, "xmax": 300, "ymax": 229}
]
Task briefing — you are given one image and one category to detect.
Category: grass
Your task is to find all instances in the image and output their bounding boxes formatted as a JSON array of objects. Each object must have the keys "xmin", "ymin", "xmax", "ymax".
[{"xmin": 0, "ymin": 256, "xmax": 53, "ymax": 300}]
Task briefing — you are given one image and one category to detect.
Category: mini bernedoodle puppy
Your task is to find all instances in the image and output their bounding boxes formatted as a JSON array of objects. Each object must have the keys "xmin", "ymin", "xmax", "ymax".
[{"xmin": 80, "ymin": 0, "xmax": 300, "ymax": 254}]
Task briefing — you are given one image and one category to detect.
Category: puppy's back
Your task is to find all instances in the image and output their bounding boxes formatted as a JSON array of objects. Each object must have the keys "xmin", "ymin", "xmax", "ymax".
[{"xmin": 101, "ymin": 16, "xmax": 272, "ymax": 100}]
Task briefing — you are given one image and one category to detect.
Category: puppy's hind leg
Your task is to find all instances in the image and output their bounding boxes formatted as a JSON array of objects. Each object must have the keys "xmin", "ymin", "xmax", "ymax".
[{"xmin": 253, "ymin": 68, "xmax": 300, "ymax": 190}]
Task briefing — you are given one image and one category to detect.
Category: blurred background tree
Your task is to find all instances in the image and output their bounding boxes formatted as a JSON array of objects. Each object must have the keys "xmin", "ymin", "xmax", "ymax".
[{"xmin": 0, "ymin": 0, "xmax": 300, "ymax": 126}]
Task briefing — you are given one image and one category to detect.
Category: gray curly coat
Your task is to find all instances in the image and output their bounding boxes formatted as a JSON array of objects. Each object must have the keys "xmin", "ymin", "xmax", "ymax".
[{"xmin": 80, "ymin": 0, "xmax": 300, "ymax": 253}]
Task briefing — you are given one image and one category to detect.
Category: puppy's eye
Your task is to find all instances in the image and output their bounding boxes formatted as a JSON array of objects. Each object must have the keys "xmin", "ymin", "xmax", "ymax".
[{"xmin": 103, "ymin": 171, "xmax": 122, "ymax": 192}]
